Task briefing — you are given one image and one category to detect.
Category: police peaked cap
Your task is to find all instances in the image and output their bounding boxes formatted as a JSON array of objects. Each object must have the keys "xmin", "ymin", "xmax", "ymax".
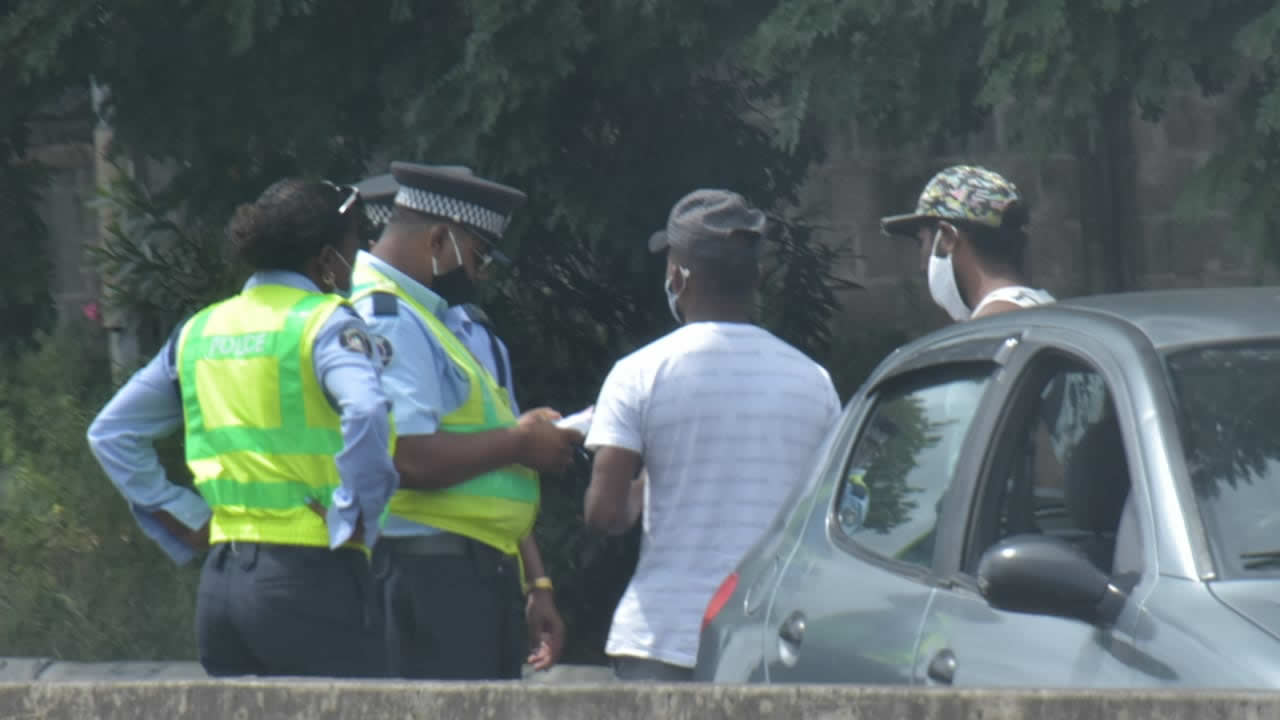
[
  {"xmin": 354, "ymin": 173, "xmax": 397, "ymax": 228},
  {"xmin": 355, "ymin": 173, "xmax": 398, "ymax": 204},
  {"xmin": 389, "ymin": 161, "xmax": 527, "ymax": 244}
]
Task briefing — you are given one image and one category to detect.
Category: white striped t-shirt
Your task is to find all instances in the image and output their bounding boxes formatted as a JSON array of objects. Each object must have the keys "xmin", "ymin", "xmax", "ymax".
[{"xmin": 585, "ymin": 322, "xmax": 841, "ymax": 668}]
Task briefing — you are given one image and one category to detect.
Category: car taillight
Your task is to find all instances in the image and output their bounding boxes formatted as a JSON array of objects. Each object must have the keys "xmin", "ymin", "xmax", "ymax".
[{"xmin": 702, "ymin": 571, "xmax": 739, "ymax": 631}]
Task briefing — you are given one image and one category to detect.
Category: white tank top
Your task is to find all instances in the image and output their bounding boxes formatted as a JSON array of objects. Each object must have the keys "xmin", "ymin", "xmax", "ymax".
[{"xmin": 971, "ymin": 285, "xmax": 1055, "ymax": 316}]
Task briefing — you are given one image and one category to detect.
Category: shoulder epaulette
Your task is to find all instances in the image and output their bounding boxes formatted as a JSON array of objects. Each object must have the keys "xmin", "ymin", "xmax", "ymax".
[
  {"xmin": 371, "ymin": 292, "xmax": 399, "ymax": 317},
  {"xmin": 461, "ymin": 302, "xmax": 494, "ymax": 331}
]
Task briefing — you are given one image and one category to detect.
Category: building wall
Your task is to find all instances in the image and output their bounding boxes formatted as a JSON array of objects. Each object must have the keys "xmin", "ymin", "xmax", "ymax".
[
  {"xmin": 28, "ymin": 142, "xmax": 98, "ymax": 324},
  {"xmin": 797, "ymin": 91, "xmax": 1277, "ymax": 339}
]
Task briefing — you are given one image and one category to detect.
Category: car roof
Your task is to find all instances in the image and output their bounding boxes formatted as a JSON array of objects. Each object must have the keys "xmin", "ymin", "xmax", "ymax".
[
  {"xmin": 906, "ymin": 286, "xmax": 1280, "ymax": 354},
  {"xmin": 861, "ymin": 286, "xmax": 1280, "ymax": 390},
  {"xmin": 1054, "ymin": 286, "xmax": 1280, "ymax": 350}
]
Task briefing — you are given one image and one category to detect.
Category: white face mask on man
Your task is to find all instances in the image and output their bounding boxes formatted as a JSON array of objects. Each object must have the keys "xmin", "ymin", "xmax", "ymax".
[
  {"xmin": 927, "ymin": 228, "xmax": 971, "ymax": 322},
  {"xmin": 431, "ymin": 229, "xmax": 466, "ymax": 277},
  {"xmin": 664, "ymin": 265, "xmax": 691, "ymax": 324}
]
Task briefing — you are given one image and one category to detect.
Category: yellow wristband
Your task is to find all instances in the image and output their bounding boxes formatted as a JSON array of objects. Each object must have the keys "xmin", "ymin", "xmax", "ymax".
[{"xmin": 530, "ymin": 576, "xmax": 554, "ymax": 593}]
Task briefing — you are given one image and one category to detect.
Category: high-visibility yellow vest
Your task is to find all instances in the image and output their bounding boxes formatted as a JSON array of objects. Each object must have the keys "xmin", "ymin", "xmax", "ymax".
[
  {"xmin": 351, "ymin": 259, "xmax": 539, "ymax": 557},
  {"xmin": 177, "ymin": 283, "xmax": 392, "ymax": 548}
]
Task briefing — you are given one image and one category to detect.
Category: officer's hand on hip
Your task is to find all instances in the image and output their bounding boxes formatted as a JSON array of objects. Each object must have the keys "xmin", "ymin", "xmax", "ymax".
[
  {"xmin": 307, "ymin": 499, "xmax": 364, "ymax": 548},
  {"xmin": 191, "ymin": 522, "xmax": 210, "ymax": 552},
  {"xmin": 151, "ymin": 510, "xmax": 210, "ymax": 552},
  {"xmin": 517, "ymin": 407, "xmax": 584, "ymax": 475}
]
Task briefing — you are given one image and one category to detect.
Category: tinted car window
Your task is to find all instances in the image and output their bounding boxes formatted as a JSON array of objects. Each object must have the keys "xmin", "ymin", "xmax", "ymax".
[
  {"xmin": 832, "ymin": 365, "xmax": 993, "ymax": 570},
  {"xmin": 968, "ymin": 361, "xmax": 1130, "ymax": 574},
  {"xmin": 1167, "ymin": 342, "xmax": 1280, "ymax": 578}
]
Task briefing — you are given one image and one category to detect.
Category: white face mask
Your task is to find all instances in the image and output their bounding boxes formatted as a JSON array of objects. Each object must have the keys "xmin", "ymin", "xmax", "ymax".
[
  {"xmin": 664, "ymin": 265, "xmax": 690, "ymax": 324},
  {"xmin": 927, "ymin": 229, "xmax": 971, "ymax": 322},
  {"xmin": 327, "ymin": 248, "xmax": 353, "ymax": 298},
  {"xmin": 431, "ymin": 229, "xmax": 466, "ymax": 277}
]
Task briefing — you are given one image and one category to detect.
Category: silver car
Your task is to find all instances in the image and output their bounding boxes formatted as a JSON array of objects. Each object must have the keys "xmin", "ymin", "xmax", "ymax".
[{"xmin": 696, "ymin": 287, "xmax": 1280, "ymax": 687}]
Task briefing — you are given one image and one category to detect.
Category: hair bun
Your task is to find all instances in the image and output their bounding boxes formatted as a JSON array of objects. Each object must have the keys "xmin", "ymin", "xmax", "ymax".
[
  {"xmin": 225, "ymin": 179, "xmax": 355, "ymax": 273},
  {"xmin": 228, "ymin": 202, "xmax": 273, "ymax": 268}
]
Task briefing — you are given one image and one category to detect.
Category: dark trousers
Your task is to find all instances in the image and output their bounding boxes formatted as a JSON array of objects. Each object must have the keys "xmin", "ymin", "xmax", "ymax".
[
  {"xmin": 195, "ymin": 542, "xmax": 383, "ymax": 678},
  {"xmin": 374, "ymin": 534, "xmax": 526, "ymax": 680},
  {"xmin": 612, "ymin": 656, "xmax": 696, "ymax": 682}
]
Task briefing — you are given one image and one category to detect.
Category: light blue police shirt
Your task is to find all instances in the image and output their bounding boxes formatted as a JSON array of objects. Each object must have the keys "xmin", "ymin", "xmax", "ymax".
[
  {"xmin": 85, "ymin": 271, "xmax": 399, "ymax": 564},
  {"xmin": 350, "ymin": 251, "xmax": 471, "ymax": 538},
  {"xmin": 443, "ymin": 305, "xmax": 520, "ymax": 415}
]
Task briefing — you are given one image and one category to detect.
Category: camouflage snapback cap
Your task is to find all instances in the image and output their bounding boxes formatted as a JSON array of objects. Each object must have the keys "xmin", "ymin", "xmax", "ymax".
[{"xmin": 880, "ymin": 165, "xmax": 1022, "ymax": 237}]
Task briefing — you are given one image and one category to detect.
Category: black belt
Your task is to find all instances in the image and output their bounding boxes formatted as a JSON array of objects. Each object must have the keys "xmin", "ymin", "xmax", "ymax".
[
  {"xmin": 380, "ymin": 533, "xmax": 516, "ymax": 568},
  {"xmin": 381, "ymin": 533, "xmax": 476, "ymax": 557},
  {"xmin": 210, "ymin": 541, "xmax": 364, "ymax": 570}
]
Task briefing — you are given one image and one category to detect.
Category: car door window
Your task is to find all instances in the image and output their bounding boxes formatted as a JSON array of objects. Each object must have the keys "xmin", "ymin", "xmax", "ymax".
[
  {"xmin": 832, "ymin": 364, "xmax": 994, "ymax": 570},
  {"xmin": 968, "ymin": 357, "xmax": 1132, "ymax": 574}
]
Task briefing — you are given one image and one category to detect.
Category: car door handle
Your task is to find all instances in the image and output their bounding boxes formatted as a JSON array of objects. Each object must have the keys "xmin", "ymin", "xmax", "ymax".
[
  {"xmin": 778, "ymin": 611, "xmax": 806, "ymax": 645},
  {"xmin": 927, "ymin": 648, "xmax": 957, "ymax": 685}
]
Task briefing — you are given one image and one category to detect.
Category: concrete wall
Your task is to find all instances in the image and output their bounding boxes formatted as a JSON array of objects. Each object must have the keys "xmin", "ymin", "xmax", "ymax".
[
  {"xmin": 2, "ymin": 681, "xmax": 1279, "ymax": 720},
  {"xmin": 0, "ymin": 657, "xmax": 613, "ymax": 685}
]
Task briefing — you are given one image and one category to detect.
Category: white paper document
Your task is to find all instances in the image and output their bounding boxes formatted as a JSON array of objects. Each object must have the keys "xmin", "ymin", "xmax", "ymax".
[{"xmin": 555, "ymin": 406, "xmax": 594, "ymax": 435}]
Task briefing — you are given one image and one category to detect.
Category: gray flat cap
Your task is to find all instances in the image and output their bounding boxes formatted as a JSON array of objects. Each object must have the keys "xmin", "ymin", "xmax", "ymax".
[{"xmin": 648, "ymin": 189, "xmax": 767, "ymax": 259}]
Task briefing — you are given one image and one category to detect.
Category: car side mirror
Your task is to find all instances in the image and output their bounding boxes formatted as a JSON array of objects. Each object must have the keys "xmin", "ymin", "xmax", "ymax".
[{"xmin": 977, "ymin": 534, "xmax": 1126, "ymax": 626}]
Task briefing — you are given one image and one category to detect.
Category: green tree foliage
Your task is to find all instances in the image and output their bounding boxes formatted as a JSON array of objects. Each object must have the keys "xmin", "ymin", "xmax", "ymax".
[
  {"xmin": 0, "ymin": 320, "xmax": 199, "ymax": 660},
  {"xmin": 0, "ymin": 154, "xmax": 53, "ymax": 358},
  {"xmin": 1, "ymin": 0, "xmax": 834, "ymax": 382},
  {"xmin": 0, "ymin": 16, "xmax": 58, "ymax": 357},
  {"xmin": 15, "ymin": 0, "xmax": 1280, "ymax": 664},
  {"xmin": 1, "ymin": 0, "xmax": 848, "ymax": 663},
  {"xmin": 741, "ymin": 0, "xmax": 1280, "ymax": 284},
  {"xmin": 739, "ymin": 0, "xmax": 989, "ymax": 149},
  {"xmin": 1190, "ymin": 3, "xmax": 1280, "ymax": 261},
  {"xmin": 759, "ymin": 218, "xmax": 862, "ymax": 362},
  {"xmin": 90, "ymin": 163, "xmax": 245, "ymax": 349}
]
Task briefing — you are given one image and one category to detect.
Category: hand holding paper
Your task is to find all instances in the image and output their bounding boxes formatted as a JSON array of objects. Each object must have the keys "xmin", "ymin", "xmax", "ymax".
[{"xmin": 555, "ymin": 405, "xmax": 594, "ymax": 435}]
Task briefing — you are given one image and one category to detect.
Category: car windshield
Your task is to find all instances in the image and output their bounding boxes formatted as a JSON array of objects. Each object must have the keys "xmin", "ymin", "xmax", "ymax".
[{"xmin": 1166, "ymin": 342, "xmax": 1280, "ymax": 578}]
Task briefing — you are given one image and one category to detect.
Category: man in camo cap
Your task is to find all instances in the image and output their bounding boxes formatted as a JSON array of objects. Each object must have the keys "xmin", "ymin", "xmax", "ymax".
[{"xmin": 881, "ymin": 165, "xmax": 1053, "ymax": 322}]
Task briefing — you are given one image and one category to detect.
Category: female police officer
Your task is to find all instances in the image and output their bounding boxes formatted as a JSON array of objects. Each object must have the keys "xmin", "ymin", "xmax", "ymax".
[{"xmin": 87, "ymin": 179, "xmax": 398, "ymax": 677}]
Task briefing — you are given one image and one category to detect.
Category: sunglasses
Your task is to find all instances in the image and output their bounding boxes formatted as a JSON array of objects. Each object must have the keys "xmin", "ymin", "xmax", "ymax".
[
  {"xmin": 323, "ymin": 181, "xmax": 361, "ymax": 216},
  {"xmin": 454, "ymin": 227, "xmax": 510, "ymax": 270},
  {"xmin": 474, "ymin": 244, "xmax": 495, "ymax": 271},
  {"xmin": 474, "ymin": 244, "xmax": 514, "ymax": 270}
]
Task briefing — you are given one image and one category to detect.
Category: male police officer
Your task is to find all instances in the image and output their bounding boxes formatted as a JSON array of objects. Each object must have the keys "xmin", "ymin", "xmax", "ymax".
[
  {"xmin": 355, "ymin": 170, "xmax": 564, "ymax": 668},
  {"xmin": 355, "ymin": 170, "xmax": 520, "ymax": 408},
  {"xmin": 350, "ymin": 162, "xmax": 580, "ymax": 679}
]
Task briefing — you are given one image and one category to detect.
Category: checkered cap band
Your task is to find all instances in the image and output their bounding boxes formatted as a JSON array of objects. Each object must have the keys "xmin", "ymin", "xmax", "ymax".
[
  {"xmin": 364, "ymin": 203, "xmax": 393, "ymax": 227},
  {"xmin": 394, "ymin": 186, "xmax": 508, "ymax": 238}
]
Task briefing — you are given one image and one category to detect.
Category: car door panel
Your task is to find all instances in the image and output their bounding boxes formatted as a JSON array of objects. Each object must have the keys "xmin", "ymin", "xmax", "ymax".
[
  {"xmin": 764, "ymin": 528, "xmax": 935, "ymax": 683},
  {"xmin": 916, "ymin": 585, "xmax": 1138, "ymax": 686},
  {"xmin": 917, "ymin": 334, "xmax": 1154, "ymax": 687},
  {"xmin": 764, "ymin": 359, "xmax": 1005, "ymax": 683}
]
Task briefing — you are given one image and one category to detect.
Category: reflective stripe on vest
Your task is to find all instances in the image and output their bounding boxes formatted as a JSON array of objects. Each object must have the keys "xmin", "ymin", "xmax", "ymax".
[
  {"xmin": 351, "ymin": 259, "xmax": 539, "ymax": 556},
  {"xmin": 178, "ymin": 284, "xmax": 349, "ymax": 548}
]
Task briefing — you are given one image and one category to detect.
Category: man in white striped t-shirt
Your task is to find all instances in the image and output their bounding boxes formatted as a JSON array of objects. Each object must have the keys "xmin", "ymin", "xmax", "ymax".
[{"xmin": 583, "ymin": 189, "xmax": 841, "ymax": 681}]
